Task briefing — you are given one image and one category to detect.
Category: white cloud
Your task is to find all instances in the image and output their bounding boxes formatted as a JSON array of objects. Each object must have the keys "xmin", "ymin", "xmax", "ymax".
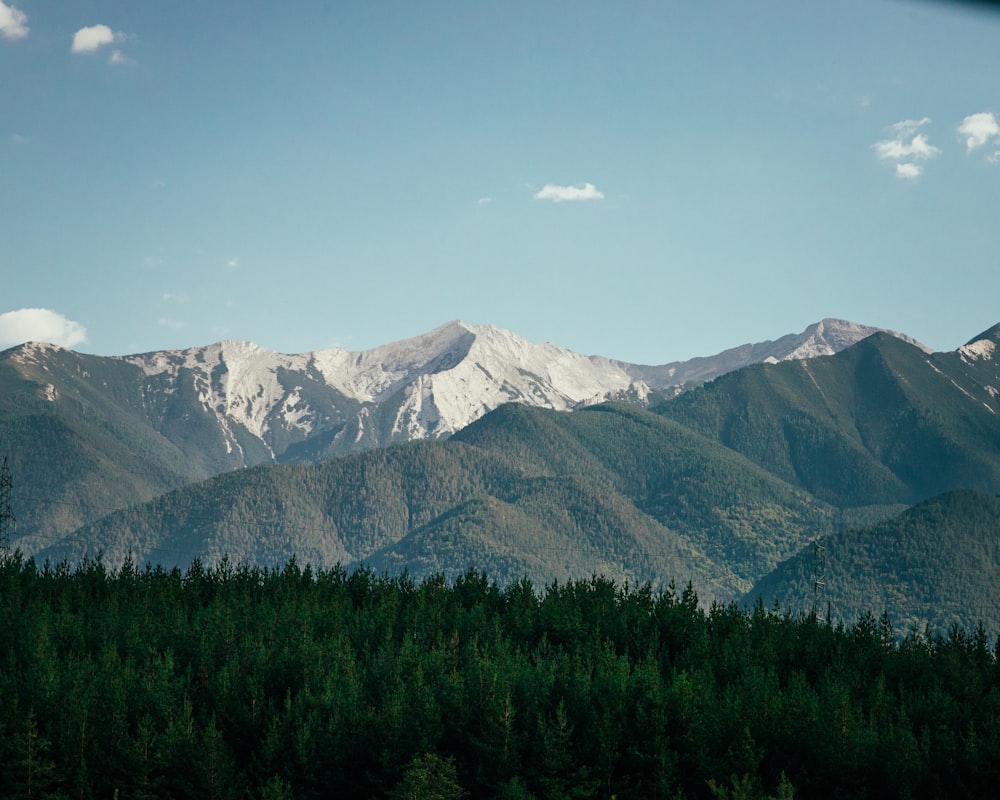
[
  {"xmin": 158, "ymin": 318, "xmax": 188, "ymax": 330},
  {"xmin": 477, "ymin": 196, "xmax": 493, "ymax": 205},
  {"xmin": 873, "ymin": 132, "xmax": 939, "ymax": 161},
  {"xmin": 0, "ymin": 1, "xmax": 27, "ymax": 40},
  {"xmin": 0, "ymin": 308, "xmax": 87, "ymax": 349},
  {"xmin": 873, "ymin": 118, "xmax": 940, "ymax": 178},
  {"xmin": 108, "ymin": 48, "xmax": 134, "ymax": 66},
  {"xmin": 71, "ymin": 24, "xmax": 119, "ymax": 54},
  {"xmin": 534, "ymin": 182, "xmax": 605, "ymax": 202},
  {"xmin": 958, "ymin": 112, "xmax": 1000, "ymax": 153},
  {"xmin": 226, "ymin": 257, "xmax": 239, "ymax": 269}
]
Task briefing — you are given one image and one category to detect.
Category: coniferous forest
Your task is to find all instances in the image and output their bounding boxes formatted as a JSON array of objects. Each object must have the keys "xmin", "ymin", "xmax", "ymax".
[{"xmin": 2, "ymin": 554, "xmax": 999, "ymax": 800}]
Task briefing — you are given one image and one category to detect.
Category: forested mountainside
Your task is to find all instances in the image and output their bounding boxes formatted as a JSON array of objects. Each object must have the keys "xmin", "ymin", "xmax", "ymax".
[
  {"xmin": 9, "ymin": 321, "xmax": 1000, "ymax": 632},
  {"xmin": 747, "ymin": 490, "xmax": 1000, "ymax": 635},
  {"xmin": 655, "ymin": 325, "xmax": 1000, "ymax": 507},
  {"xmin": 0, "ymin": 318, "xmax": 913, "ymax": 545},
  {"xmin": 32, "ymin": 403, "xmax": 833, "ymax": 605},
  {"xmin": 2, "ymin": 557, "xmax": 998, "ymax": 800}
]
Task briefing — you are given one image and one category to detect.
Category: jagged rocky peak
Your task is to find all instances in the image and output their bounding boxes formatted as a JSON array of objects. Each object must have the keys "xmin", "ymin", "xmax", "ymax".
[
  {"xmin": 958, "ymin": 323, "xmax": 1000, "ymax": 362},
  {"xmin": 357, "ymin": 320, "xmax": 478, "ymax": 371},
  {"xmin": 8, "ymin": 341, "xmax": 70, "ymax": 365},
  {"xmin": 965, "ymin": 322, "xmax": 1000, "ymax": 347},
  {"xmin": 764, "ymin": 318, "xmax": 928, "ymax": 362},
  {"xmin": 1, "ymin": 316, "xmax": 945, "ymax": 466},
  {"xmin": 617, "ymin": 318, "xmax": 924, "ymax": 390}
]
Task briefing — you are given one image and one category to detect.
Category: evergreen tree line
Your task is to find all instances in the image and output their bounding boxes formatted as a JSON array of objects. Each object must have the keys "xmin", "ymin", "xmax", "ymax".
[{"xmin": 2, "ymin": 553, "xmax": 999, "ymax": 799}]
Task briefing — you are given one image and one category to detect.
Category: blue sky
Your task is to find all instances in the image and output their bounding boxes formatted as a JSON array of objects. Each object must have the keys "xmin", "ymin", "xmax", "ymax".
[{"xmin": 1, "ymin": 1, "xmax": 998, "ymax": 364}]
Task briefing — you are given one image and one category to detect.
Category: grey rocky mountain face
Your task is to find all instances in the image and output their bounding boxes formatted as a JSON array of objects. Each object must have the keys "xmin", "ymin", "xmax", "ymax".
[{"xmin": 114, "ymin": 317, "xmax": 922, "ymax": 464}]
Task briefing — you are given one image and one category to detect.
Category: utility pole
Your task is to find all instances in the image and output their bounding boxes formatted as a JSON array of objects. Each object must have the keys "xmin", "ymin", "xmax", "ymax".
[
  {"xmin": 0, "ymin": 457, "xmax": 15, "ymax": 553},
  {"xmin": 811, "ymin": 533, "xmax": 827, "ymax": 622}
]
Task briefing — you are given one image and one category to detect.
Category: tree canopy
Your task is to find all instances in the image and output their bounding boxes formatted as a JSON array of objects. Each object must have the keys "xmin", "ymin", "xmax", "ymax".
[{"xmin": 2, "ymin": 554, "xmax": 999, "ymax": 799}]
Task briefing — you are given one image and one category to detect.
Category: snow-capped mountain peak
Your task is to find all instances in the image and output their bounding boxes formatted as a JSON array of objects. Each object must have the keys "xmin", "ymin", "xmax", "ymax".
[{"xmin": 110, "ymin": 318, "xmax": 920, "ymax": 465}]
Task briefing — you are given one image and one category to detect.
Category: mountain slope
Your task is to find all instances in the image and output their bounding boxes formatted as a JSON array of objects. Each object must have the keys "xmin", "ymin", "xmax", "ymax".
[
  {"xmin": 21, "ymin": 320, "xmax": 1000, "ymax": 617},
  {"xmin": 2, "ymin": 318, "xmax": 905, "ymax": 544},
  {"xmin": 0, "ymin": 343, "xmax": 245, "ymax": 550},
  {"xmin": 453, "ymin": 403, "xmax": 834, "ymax": 585},
  {"xmin": 653, "ymin": 327, "xmax": 1000, "ymax": 508},
  {"xmin": 121, "ymin": 318, "xmax": 913, "ymax": 462},
  {"xmin": 746, "ymin": 490, "xmax": 1000, "ymax": 634},
  {"xmin": 33, "ymin": 402, "xmax": 838, "ymax": 601},
  {"xmin": 620, "ymin": 317, "xmax": 926, "ymax": 392}
]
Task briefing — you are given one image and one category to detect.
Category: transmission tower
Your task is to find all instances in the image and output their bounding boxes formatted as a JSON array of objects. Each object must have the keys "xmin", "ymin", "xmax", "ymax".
[
  {"xmin": 811, "ymin": 533, "xmax": 827, "ymax": 622},
  {"xmin": 0, "ymin": 457, "xmax": 15, "ymax": 553}
]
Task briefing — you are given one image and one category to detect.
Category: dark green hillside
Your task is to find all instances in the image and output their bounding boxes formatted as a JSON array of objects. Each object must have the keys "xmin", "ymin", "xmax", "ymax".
[
  {"xmin": 0, "ymin": 343, "xmax": 370, "ymax": 546},
  {"xmin": 0, "ymin": 346, "xmax": 239, "ymax": 547},
  {"xmin": 450, "ymin": 401, "xmax": 606, "ymax": 476},
  {"xmin": 457, "ymin": 403, "xmax": 834, "ymax": 589},
  {"xmin": 35, "ymin": 441, "xmax": 509, "ymax": 570},
  {"xmin": 747, "ymin": 490, "xmax": 1000, "ymax": 634},
  {"xmin": 33, "ymin": 427, "xmax": 743, "ymax": 600},
  {"xmin": 35, "ymin": 402, "xmax": 836, "ymax": 601},
  {"xmin": 365, "ymin": 475, "xmax": 736, "ymax": 596},
  {"xmin": 655, "ymin": 331, "xmax": 1000, "ymax": 507}
]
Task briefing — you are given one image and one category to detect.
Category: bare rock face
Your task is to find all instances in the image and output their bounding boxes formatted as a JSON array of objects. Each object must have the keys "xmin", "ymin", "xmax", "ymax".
[{"xmin": 109, "ymin": 318, "xmax": 923, "ymax": 462}]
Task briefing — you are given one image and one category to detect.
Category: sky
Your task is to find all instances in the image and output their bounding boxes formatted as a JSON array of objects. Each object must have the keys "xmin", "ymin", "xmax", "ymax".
[{"xmin": 1, "ymin": 0, "xmax": 999, "ymax": 365}]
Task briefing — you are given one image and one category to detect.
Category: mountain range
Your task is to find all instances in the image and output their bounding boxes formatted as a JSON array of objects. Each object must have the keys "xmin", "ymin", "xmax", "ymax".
[
  {"xmin": 4, "ymin": 317, "xmax": 1000, "ymax": 633},
  {"xmin": 0, "ymin": 317, "xmax": 909, "ymax": 547}
]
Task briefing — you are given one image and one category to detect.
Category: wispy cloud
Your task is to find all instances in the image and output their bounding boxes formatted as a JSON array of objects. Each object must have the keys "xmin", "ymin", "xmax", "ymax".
[
  {"xmin": 108, "ymin": 48, "xmax": 134, "ymax": 66},
  {"xmin": 158, "ymin": 318, "xmax": 188, "ymax": 331},
  {"xmin": 0, "ymin": 308, "xmax": 87, "ymax": 349},
  {"xmin": 71, "ymin": 24, "xmax": 122, "ymax": 54},
  {"xmin": 873, "ymin": 118, "xmax": 940, "ymax": 179},
  {"xmin": 477, "ymin": 196, "xmax": 493, "ymax": 206},
  {"xmin": 0, "ymin": 1, "xmax": 28, "ymax": 40},
  {"xmin": 534, "ymin": 182, "xmax": 605, "ymax": 202},
  {"xmin": 226, "ymin": 257, "xmax": 239, "ymax": 270},
  {"xmin": 958, "ymin": 112, "xmax": 1000, "ymax": 164},
  {"xmin": 161, "ymin": 292, "xmax": 189, "ymax": 304}
]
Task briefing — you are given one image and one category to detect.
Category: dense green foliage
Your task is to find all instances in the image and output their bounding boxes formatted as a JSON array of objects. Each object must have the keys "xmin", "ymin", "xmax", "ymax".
[
  {"xmin": 35, "ymin": 403, "xmax": 834, "ymax": 605},
  {"xmin": 3, "ymin": 555, "xmax": 1000, "ymax": 799},
  {"xmin": 748, "ymin": 490, "xmax": 1000, "ymax": 634},
  {"xmin": 655, "ymin": 332, "xmax": 1000, "ymax": 508},
  {"xmin": 0, "ymin": 347, "xmax": 250, "ymax": 545}
]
